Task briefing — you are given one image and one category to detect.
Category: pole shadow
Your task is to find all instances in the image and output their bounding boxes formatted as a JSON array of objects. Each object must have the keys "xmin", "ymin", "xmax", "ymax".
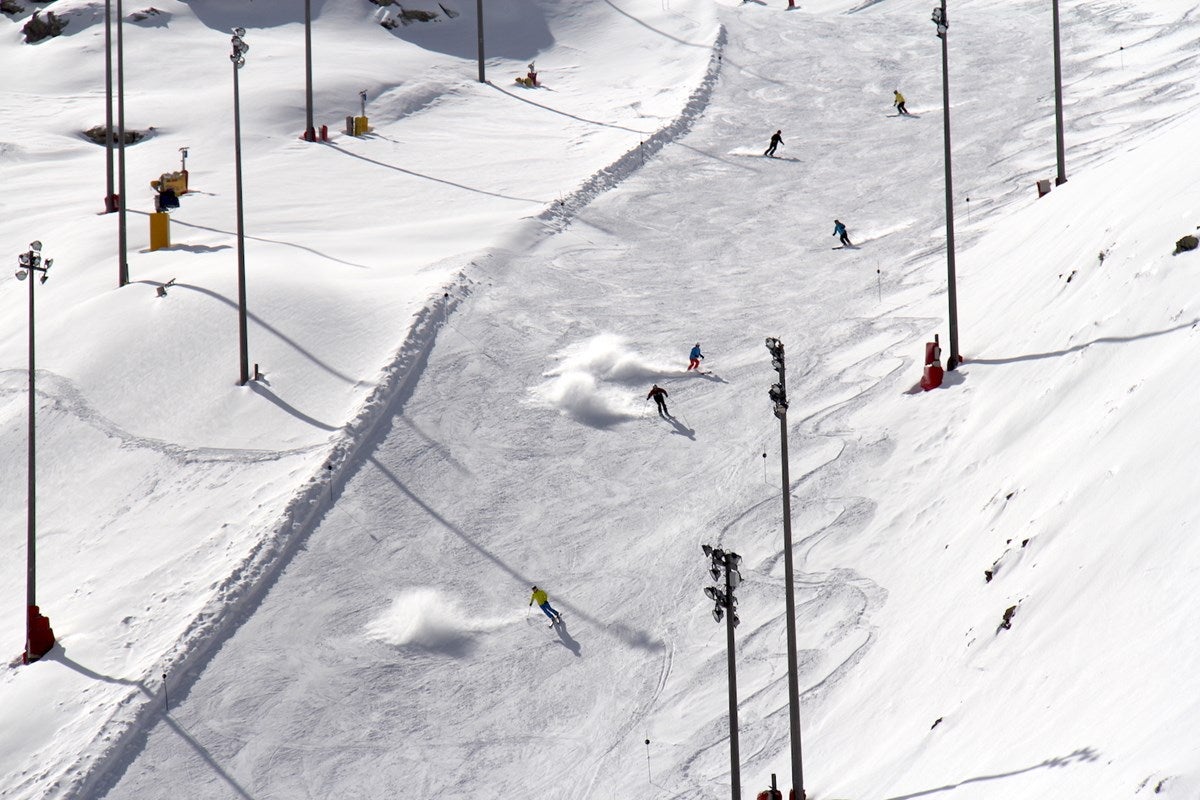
[
  {"xmin": 488, "ymin": 81, "xmax": 652, "ymax": 135},
  {"xmin": 883, "ymin": 747, "xmax": 1100, "ymax": 800},
  {"xmin": 248, "ymin": 381, "xmax": 339, "ymax": 432},
  {"xmin": 966, "ymin": 320, "xmax": 1199, "ymax": 365},
  {"xmin": 327, "ymin": 143, "xmax": 547, "ymax": 204}
]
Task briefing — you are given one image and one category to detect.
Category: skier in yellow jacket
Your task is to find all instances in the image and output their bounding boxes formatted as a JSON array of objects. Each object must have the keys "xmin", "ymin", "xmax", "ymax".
[
  {"xmin": 530, "ymin": 586, "xmax": 563, "ymax": 624},
  {"xmin": 893, "ymin": 89, "xmax": 911, "ymax": 116}
]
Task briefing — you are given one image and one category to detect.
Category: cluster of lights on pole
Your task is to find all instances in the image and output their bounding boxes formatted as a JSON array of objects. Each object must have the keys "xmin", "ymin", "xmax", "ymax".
[
  {"xmin": 701, "ymin": 542, "xmax": 744, "ymax": 800},
  {"xmin": 702, "ymin": 544, "xmax": 742, "ymax": 626},
  {"xmin": 931, "ymin": 5, "xmax": 947, "ymax": 38},
  {"xmin": 16, "ymin": 241, "xmax": 57, "ymax": 663},
  {"xmin": 230, "ymin": 27, "xmax": 249, "ymax": 68},
  {"xmin": 16, "ymin": 242, "xmax": 53, "ymax": 283},
  {"xmin": 764, "ymin": 334, "xmax": 806, "ymax": 800},
  {"xmin": 766, "ymin": 337, "xmax": 788, "ymax": 419}
]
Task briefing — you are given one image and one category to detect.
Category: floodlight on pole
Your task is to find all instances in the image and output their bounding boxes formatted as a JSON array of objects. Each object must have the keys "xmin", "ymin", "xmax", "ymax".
[
  {"xmin": 231, "ymin": 28, "xmax": 252, "ymax": 386},
  {"xmin": 932, "ymin": 0, "xmax": 960, "ymax": 370},
  {"xmin": 764, "ymin": 337, "xmax": 806, "ymax": 800},
  {"xmin": 702, "ymin": 543, "xmax": 743, "ymax": 800},
  {"xmin": 15, "ymin": 241, "xmax": 57, "ymax": 664}
]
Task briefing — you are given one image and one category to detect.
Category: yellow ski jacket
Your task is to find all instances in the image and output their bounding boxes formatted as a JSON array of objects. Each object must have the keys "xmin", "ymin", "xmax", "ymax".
[{"xmin": 530, "ymin": 588, "xmax": 549, "ymax": 606}]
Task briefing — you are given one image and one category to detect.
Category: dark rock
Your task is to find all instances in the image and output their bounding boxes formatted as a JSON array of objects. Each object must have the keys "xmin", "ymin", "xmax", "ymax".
[
  {"xmin": 999, "ymin": 604, "xmax": 1017, "ymax": 631},
  {"xmin": 23, "ymin": 9, "xmax": 68, "ymax": 42},
  {"xmin": 82, "ymin": 126, "xmax": 147, "ymax": 146},
  {"xmin": 1, "ymin": 0, "xmax": 25, "ymax": 16}
]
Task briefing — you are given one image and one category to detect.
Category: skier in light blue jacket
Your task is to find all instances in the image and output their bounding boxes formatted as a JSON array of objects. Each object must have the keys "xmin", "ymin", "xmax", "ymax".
[{"xmin": 687, "ymin": 343, "xmax": 704, "ymax": 371}]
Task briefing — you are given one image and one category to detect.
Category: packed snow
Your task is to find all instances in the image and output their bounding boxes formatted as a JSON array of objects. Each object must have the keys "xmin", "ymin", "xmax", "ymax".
[{"xmin": 2, "ymin": 0, "xmax": 1200, "ymax": 798}]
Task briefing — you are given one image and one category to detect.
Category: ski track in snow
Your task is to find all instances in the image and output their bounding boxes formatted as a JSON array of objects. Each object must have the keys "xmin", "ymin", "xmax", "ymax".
[{"xmin": 0, "ymin": 370, "xmax": 322, "ymax": 464}]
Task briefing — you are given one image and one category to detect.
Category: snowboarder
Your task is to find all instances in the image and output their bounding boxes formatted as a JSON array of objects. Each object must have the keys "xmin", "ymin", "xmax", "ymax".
[
  {"xmin": 647, "ymin": 384, "xmax": 670, "ymax": 417},
  {"xmin": 893, "ymin": 89, "xmax": 910, "ymax": 116},
  {"xmin": 529, "ymin": 586, "xmax": 563, "ymax": 624},
  {"xmin": 764, "ymin": 130, "xmax": 783, "ymax": 157},
  {"xmin": 833, "ymin": 219, "xmax": 852, "ymax": 247},
  {"xmin": 687, "ymin": 343, "xmax": 704, "ymax": 371}
]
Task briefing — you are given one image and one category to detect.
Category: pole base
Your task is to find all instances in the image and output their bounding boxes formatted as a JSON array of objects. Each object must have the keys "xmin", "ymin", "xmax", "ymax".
[
  {"xmin": 24, "ymin": 605, "xmax": 56, "ymax": 664},
  {"xmin": 104, "ymin": 194, "xmax": 119, "ymax": 213}
]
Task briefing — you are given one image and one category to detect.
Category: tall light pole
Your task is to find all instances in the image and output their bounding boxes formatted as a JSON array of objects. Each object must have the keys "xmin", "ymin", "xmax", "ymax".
[
  {"xmin": 116, "ymin": 0, "xmax": 129, "ymax": 286},
  {"xmin": 932, "ymin": 1, "xmax": 960, "ymax": 370},
  {"xmin": 764, "ymin": 337, "xmax": 805, "ymax": 800},
  {"xmin": 702, "ymin": 544, "xmax": 743, "ymax": 800},
  {"xmin": 475, "ymin": 0, "xmax": 485, "ymax": 82},
  {"xmin": 231, "ymin": 28, "xmax": 251, "ymax": 386},
  {"xmin": 103, "ymin": 0, "xmax": 116, "ymax": 213},
  {"xmin": 1052, "ymin": 0, "xmax": 1067, "ymax": 185},
  {"xmin": 303, "ymin": 0, "xmax": 315, "ymax": 141},
  {"xmin": 15, "ymin": 242, "xmax": 57, "ymax": 664}
]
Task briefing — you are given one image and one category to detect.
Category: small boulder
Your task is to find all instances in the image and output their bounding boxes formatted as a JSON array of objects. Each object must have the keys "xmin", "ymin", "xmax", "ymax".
[
  {"xmin": 23, "ymin": 9, "xmax": 68, "ymax": 43},
  {"xmin": 1174, "ymin": 235, "xmax": 1198, "ymax": 255}
]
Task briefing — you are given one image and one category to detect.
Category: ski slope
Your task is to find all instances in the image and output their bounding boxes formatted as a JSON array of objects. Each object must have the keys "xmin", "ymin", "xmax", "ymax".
[{"xmin": 4, "ymin": 0, "xmax": 1200, "ymax": 798}]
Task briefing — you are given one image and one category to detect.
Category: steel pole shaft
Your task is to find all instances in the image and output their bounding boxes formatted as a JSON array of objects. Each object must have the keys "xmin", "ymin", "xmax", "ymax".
[
  {"xmin": 1052, "ymin": 0, "xmax": 1067, "ymax": 185},
  {"xmin": 476, "ymin": 0, "xmax": 485, "ymax": 82},
  {"xmin": 233, "ymin": 62, "xmax": 250, "ymax": 386},
  {"xmin": 26, "ymin": 258, "xmax": 36, "ymax": 616},
  {"xmin": 725, "ymin": 558, "xmax": 741, "ymax": 800},
  {"xmin": 940, "ymin": 0, "xmax": 959, "ymax": 370},
  {"xmin": 104, "ymin": 0, "xmax": 115, "ymax": 210},
  {"xmin": 779, "ymin": 409, "xmax": 805, "ymax": 799},
  {"xmin": 304, "ymin": 0, "xmax": 314, "ymax": 138},
  {"xmin": 116, "ymin": 0, "xmax": 129, "ymax": 286}
]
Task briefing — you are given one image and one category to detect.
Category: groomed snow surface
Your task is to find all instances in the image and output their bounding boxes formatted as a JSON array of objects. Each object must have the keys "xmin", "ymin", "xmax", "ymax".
[{"xmin": 2, "ymin": 0, "xmax": 1200, "ymax": 797}]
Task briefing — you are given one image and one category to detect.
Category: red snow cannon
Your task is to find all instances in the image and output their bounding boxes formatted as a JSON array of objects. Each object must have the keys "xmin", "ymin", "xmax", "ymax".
[
  {"xmin": 757, "ymin": 773, "xmax": 784, "ymax": 800},
  {"xmin": 921, "ymin": 334, "xmax": 944, "ymax": 391}
]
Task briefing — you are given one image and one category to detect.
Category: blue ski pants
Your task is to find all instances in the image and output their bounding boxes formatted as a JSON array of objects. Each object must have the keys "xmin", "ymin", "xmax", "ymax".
[{"xmin": 539, "ymin": 602, "xmax": 560, "ymax": 620}]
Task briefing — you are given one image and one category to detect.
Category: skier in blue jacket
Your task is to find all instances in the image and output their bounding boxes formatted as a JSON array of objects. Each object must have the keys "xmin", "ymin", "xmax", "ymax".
[
  {"xmin": 687, "ymin": 343, "xmax": 704, "ymax": 371},
  {"xmin": 833, "ymin": 219, "xmax": 852, "ymax": 247}
]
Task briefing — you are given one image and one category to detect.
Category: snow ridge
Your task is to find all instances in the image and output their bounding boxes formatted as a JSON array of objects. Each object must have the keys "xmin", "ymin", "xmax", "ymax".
[{"xmin": 67, "ymin": 280, "xmax": 470, "ymax": 800}]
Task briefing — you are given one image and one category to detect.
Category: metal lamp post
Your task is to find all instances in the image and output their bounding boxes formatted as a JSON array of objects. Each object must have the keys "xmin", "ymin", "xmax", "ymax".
[
  {"xmin": 15, "ymin": 242, "xmax": 57, "ymax": 664},
  {"xmin": 116, "ymin": 0, "xmax": 129, "ymax": 286},
  {"xmin": 230, "ymin": 28, "xmax": 252, "ymax": 386},
  {"xmin": 1052, "ymin": 0, "xmax": 1067, "ymax": 185},
  {"xmin": 932, "ymin": 1, "xmax": 960, "ymax": 370},
  {"xmin": 764, "ymin": 337, "xmax": 806, "ymax": 800},
  {"xmin": 304, "ymin": 0, "xmax": 315, "ymax": 141},
  {"xmin": 702, "ymin": 544, "xmax": 743, "ymax": 800},
  {"xmin": 103, "ymin": 0, "xmax": 116, "ymax": 213},
  {"xmin": 476, "ymin": 0, "xmax": 485, "ymax": 82}
]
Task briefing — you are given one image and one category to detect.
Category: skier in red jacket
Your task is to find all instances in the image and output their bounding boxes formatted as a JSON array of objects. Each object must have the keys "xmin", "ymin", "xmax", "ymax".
[{"xmin": 647, "ymin": 384, "xmax": 670, "ymax": 417}]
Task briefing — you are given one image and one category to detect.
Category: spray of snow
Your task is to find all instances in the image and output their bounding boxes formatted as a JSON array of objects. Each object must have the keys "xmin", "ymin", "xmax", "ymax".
[
  {"xmin": 365, "ymin": 588, "xmax": 507, "ymax": 653},
  {"xmin": 530, "ymin": 334, "xmax": 678, "ymax": 426}
]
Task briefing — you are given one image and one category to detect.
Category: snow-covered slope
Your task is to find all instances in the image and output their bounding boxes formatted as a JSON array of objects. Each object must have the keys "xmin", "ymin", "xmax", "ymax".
[{"xmin": 3, "ymin": 0, "xmax": 1200, "ymax": 798}]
